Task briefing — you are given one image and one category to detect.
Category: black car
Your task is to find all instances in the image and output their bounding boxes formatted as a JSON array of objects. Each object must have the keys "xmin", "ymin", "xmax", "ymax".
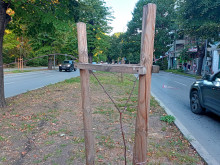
[
  {"xmin": 59, "ymin": 60, "xmax": 76, "ymax": 72},
  {"xmin": 190, "ymin": 71, "xmax": 220, "ymax": 115}
]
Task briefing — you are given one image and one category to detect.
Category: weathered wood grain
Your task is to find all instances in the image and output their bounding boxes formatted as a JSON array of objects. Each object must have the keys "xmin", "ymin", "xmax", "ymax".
[
  {"xmin": 77, "ymin": 22, "xmax": 95, "ymax": 165},
  {"xmin": 75, "ymin": 63, "xmax": 159, "ymax": 74},
  {"xmin": 133, "ymin": 4, "xmax": 157, "ymax": 165}
]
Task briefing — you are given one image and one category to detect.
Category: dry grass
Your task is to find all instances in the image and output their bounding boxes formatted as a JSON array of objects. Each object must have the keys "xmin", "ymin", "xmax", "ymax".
[{"xmin": 0, "ymin": 72, "xmax": 205, "ymax": 164}]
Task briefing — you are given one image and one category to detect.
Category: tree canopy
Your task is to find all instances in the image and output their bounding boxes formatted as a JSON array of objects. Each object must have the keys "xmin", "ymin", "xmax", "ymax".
[
  {"xmin": 0, "ymin": 0, "xmax": 112, "ymax": 107},
  {"xmin": 177, "ymin": 0, "xmax": 220, "ymax": 40},
  {"xmin": 107, "ymin": 0, "xmax": 177, "ymax": 64}
]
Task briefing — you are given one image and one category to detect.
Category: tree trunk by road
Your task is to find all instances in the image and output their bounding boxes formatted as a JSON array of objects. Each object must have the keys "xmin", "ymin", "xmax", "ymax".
[
  {"xmin": 196, "ymin": 45, "xmax": 205, "ymax": 76},
  {"xmin": 0, "ymin": 0, "xmax": 11, "ymax": 107},
  {"xmin": 48, "ymin": 55, "xmax": 53, "ymax": 70}
]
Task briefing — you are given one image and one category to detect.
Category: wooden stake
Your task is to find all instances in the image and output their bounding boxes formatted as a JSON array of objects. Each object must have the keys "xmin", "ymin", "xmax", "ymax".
[
  {"xmin": 133, "ymin": 4, "xmax": 156, "ymax": 164},
  {"xmin": 77, "ymin": 22, "xmax": 95, "ymax": 165},
  {"xmin": 21, "ymin": 58, "xmax": 23, "ymax": 71},
  {"xmin": 17, "ymin": 58, "xmax": 19, "ymax": 70}
]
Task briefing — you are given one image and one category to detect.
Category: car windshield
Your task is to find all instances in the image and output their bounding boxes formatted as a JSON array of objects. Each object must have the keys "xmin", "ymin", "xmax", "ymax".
[{"xmin": 63, "ymin": 61, "xmax": 72, "ymax": 64}]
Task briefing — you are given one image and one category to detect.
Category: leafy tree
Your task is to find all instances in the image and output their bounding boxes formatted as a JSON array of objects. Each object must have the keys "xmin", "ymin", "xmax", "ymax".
[
  {"xmin": 177, "ymin": 0, "xmax": 220, "ymax": 75},
  {"xmin": 0, "ymin": 0, "xmax": 113, "ymax": 107},
  {"xmin": 78, "ymin": 0, "xmax": 113, "ymax": 63},
  {"xmin": 122, "ymin": 0, "xmax": 177, "ymax": 64},
  {"xmin": 3, "ymin": 30, "xmax": 20, "ymax": 64},
  {"xmin": 93, "ymin": 32, "xmax": 111, "ymax": 62},
  {"xmin": 0, "ymin": 0, "xmax": 81, "ymax": 107},
  {"xmin": 106, "ymin": 32, "xmax": 124, "ymax": 63}
]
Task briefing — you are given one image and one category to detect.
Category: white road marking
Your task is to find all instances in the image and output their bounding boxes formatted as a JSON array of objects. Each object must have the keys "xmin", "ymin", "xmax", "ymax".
[{"xmin": 174, "ymin": 81, "xmax": 187, "ymax": 86}]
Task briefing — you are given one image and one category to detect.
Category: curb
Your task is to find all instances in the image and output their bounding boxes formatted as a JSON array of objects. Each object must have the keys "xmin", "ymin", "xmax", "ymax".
[
  {"xmin": 151, "ymin": 92, "xmax": 219, "ymax": 165},
  {"xmin": 162, "ymin": 71, "xmax": 198, "ymax": 79}
]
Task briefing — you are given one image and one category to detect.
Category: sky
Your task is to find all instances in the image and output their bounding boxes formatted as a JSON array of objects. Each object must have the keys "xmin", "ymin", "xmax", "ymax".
[{"xmin": 104, "ymin": 0, "xmax": 138, "ymax": 34}]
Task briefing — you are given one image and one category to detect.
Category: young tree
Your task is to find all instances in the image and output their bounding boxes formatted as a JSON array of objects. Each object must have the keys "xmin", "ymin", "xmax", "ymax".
[{"xmin": 177, "ymin": 0, "xmax": 220, "ymax": 75}]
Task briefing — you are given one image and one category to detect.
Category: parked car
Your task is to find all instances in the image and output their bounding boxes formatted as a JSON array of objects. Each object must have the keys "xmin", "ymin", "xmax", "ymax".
[
  {"xmin": 59, "ymin": 60, "xmax": 76, "ymax": 72},
  {"xmin": 190, "ymin": 71, "xmax": 220, "ymax": 115}
]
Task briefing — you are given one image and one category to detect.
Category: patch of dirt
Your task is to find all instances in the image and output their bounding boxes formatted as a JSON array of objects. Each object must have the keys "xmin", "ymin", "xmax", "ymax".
[{"xmin": 0, "ymin": 73, "xmax": 205, "ymax": 164}]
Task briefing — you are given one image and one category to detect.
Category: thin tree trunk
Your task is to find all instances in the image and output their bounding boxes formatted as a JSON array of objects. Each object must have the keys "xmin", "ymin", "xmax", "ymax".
[{"xmin": 0, "ymin": 0, "xmax": 10, "ymax": 107}]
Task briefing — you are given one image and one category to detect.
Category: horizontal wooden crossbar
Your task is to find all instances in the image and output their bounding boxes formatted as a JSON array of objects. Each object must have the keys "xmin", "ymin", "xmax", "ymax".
[{"xmin": 75, "ymin": 63, "xmax": 159, "ymax": 74}]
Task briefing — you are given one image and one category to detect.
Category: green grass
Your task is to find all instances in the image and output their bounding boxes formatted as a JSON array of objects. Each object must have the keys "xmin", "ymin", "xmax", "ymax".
[
  {"xmin": 93, "ymin": 108, "xmax": 114, "ymax": 115},
  {"xmin": 4, "ymin": 69, "xmax": 44, "ymax": 74},
  {"xmin": 96, "ymin": 135, "xmax": 115, "ymax": 149},
  {"xmin": 45, "ymin": 140, "xmax": 55, "ymax": 145},
  {"xmin": 43, "ymin": 153, "xmax": 53, "ymax": 161},
  {"xmin": 48, "ymin": 131, "xmax": 59, "ymax": 136},
  {"xmin": 72, "ymin": 137, "xmax": 85, "ymax": 144},
  {"xmin": 1, "ymin": 157, "xmax": 7, "ymax": 162},
  {"xmin": 160, "ymin": 115, "xmax": 175, "ymax": 124},
  {"xmin": 0, "ymin": 136, "xmax": 5, "ymax": 141},
  {"xmin": 64, "ymin": 77, "xmax": 81, "ymax": 83}
]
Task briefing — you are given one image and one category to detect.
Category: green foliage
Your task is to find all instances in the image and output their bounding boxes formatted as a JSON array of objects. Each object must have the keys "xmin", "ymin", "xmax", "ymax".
[
  {"xmin": 179, "ymin": 46, "xmax": 192, "ymax": 62},
  {"xmin": 160, "ymin": 115, "xmax": 175, "ymax": 124},
  {"xmin": 177, "ymin": 0, "xmax": 220, "ymax": 39},
  {"xmin": 108, "ymin": 0, "xmax": 177, "ymax": 64},
  {"xmin": 106, "ymin": 32, "xmax": 124, "ymax": 63},
  {"xmin": 1, "ymin": 0, "xmax": 113, "ymax": 68},
  {"xmin": 78, "ymin": 0, "xmax": 113, "ymax": 62},
  {"xmin": 3, "ymin": 30, "xmax": 19, "ymax": 51},
  {"xmin": 0, "ymin": 136, "xmax": 5, "ymax": 141},
  {"xmin": 156, "ymin": 58, "xmax": 168, "ymax": 70},
  {"xmin": 26, "ymin": 57, "xmax": 48, "ymax": 67}
]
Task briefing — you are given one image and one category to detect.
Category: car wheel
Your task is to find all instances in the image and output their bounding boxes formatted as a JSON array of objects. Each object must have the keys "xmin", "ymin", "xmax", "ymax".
[
  {"xmin": 74, "ymin": 68, "xmax": 76, "ymax": 71},
  {"xmin": 190, "ymin": 90, "xmax": 205, "ymax": 114}
]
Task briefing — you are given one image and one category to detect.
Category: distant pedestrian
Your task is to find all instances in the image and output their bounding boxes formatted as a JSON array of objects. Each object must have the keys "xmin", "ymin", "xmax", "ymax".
[
  {"xmin": 193, "ymin": 63, "xmax": 197, "ymax": 73},
  {"xmin": 188, "ymin": 63, "xmax": 191, "ymax": 71},
  {"xmin": 183, "ymin": 62, "xmax": 187, "ymax": 72}
]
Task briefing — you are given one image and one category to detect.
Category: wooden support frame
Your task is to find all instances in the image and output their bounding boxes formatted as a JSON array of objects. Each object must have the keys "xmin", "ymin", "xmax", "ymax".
[
  {"xmin": 75, "ymin": 63, "xmax": 159, "ymax": 74},
  {"xmin": 17, "ymin": 58, "xmax": 23, "ymax": 71},
  {"xmin": 76, "ymin": 3, "xmax": 156, "ymax": 165}
]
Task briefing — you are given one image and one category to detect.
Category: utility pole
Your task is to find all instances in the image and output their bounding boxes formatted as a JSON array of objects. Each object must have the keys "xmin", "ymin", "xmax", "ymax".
[{"xmin": 203, "ymin": 39, "xmax": 208, "ymax": 76}]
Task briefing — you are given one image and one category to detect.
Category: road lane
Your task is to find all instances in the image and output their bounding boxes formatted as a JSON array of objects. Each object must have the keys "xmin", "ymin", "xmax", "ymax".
[
  {"xmin": 4, "ymin": 70, "xmax": 80, "ymax": 98},
  {"xmin": 151, "ymin": 71, "xmax": 220, "ymax": 165}
]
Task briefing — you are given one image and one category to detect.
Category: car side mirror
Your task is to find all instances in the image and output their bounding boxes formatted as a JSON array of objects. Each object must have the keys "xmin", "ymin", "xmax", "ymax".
[{"xmin": 203, "ymin": 74, "xmax": 211, "ymax": 81}]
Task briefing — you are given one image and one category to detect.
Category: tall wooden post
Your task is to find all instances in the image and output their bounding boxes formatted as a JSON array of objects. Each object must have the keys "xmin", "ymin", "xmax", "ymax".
[
  {"xmin": 133, "ymin": 4, "xmax": 156, "ymax": 165},
  {"xmin": 77, "ymin": 22, "xmax": 95, "ymax": 165},
  {"xmin": 48, "ymin": 55, "xmax": 53, "ymax": 70},
  {"xmin": 21, "ymin": 58, "xmax": 23, "ymax": 71},
  {"xmin": 17, "ymin": 58, "xmax": 20, "ymax": 70}
]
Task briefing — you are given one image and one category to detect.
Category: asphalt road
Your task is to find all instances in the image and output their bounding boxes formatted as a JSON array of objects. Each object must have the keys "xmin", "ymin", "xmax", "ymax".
[
  {"xmin": 4, "ymin": 69, "xmax": 80, "ymax": 98},
  {"xmin": 151, "ymin": 71, "xmax": 220, "ymax": 165}
]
